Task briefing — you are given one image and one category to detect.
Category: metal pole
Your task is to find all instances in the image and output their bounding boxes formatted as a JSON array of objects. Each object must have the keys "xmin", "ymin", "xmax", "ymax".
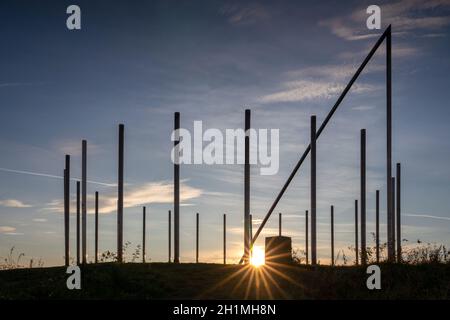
[
  {"xmin": 279, "ymin": 213, "xmax": 282, "ymax": 236},
  {"xmin": 244, "ymin": 109, "xmax": 251, "ymax": 263},
  {"xmin": 396, "ymin": 163, "xmax": 401, "ymax": 262},
  {"xmin": 142, "ymin": 206, "xmax": 146, "ymax": 263},
  {"xmin": 168, "ymin": 210, "xmax": 171, "ymax": 263},
  {"xmin": 223, "ymin": 214, "xmax": 226, "ymax": 265},
  {"xmin": 117, "ymin": 124, "xmax": 124, "ymax": 263},
  {"xmin": 82, "ymin": 140, "xmax": 87, "ymax": 264},
  {"xmin": 311, "ymin": 115, "xmax": 317, "ymax": 265},
  {"xmin": 76, "ymin": 181, "xmax": 80, "ymax": 265},
  {"xmin": 240, "ymin": 27, "xmax": 391, "ymax": 265},
  {"xmin": 331, "ymin": 205, "xmax": 334, "ymax": 266},
  {"xmin": 391, "ymin": 176, "xmax": 396, "ymax": 261},
  {"xmin": 64, "ymin": 155, "xmax": 70, "ymax": 267},
  {"xmin": 196, "ymin": 213, "xmax": 199, "ymax": 263},
  {"xmin": 376, "ymin": 190, "xmax": 380, "ymax": 263},
  {"xmin": 355, "ymin": 199, "xmax": 359, "ymax": 265},
  {"xmin": 95, "ymin": 191, "xmax": 98, "ymax": 263},
  {"xmin": 361, "ymin": 129, "xmax": 367, "ymax": 266},
  {"xmin": 174, "ymin": 112, "xmax": 180, "ymax": 263},
  {"xmin": 386, "ymin": 25, "xmax": 394, "ymax": 262},
  {"xmin": 305, "ymin": 210, "xmax": 309, "ymax": 265}
]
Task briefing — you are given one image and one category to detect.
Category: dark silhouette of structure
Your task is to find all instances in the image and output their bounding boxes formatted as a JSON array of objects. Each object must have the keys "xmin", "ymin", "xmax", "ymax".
[
  {"xmin": 196, "ymin": 212, "xmax": 199, "ymax": 263},
  {"xmin": 95, "ymin": 191, "xmax": 99, "ymax": 263},
  {"xmin": 117, "ymin": 124, "xmax": 124, "ymax": 263},
  {"xmin": 82, "ymin": 140, "xmax": 87, "ymax": 264},
  {"xmin": 64, "ymin": 155, "xmax": 70, "ymax": 267},
  {"xmin": 265, "ymin": 236, "xmax": 292, "ymax": 265},
  {"xmin": 168, "ymin": 210, "xmax": 171, "ymax": 263},
  {"xmin": 361, "ymin": 129, "xmax": 367, "ymax": 265},
  {"xmin": 244, "ymin": 109, "xmax": 251, "ymax": 264},
  {"xmin": 76, "ymin": 181, "xmax": 80, "ymax": 265},
  {"xmin": 355, "ymin": 199, "xmax": 359, "ymax": 265},
  {"xmin": 142, "ymin": 206, "xmax": 146, "ymax": 263},
  {"xmin": 376, "ymin": 189, "xmax": 380, "ymax": 263},
  {"xmin": 331, "ymin": 205, "xmax": 334, "ymax": 266},
  {"xmin": 305, "ymin": 210, "xmax": 309, "ymax": 265},
  {"xmin": 223, "ymin": 213, "xmax": 226, "ymax": 264},
  {"xmin": 311, "ymin": 115, "xmax": 317, "ymax": 265},
  {"xmin": 396, "ymin": 163, "xmax": 402, "ymax": 262},
  {"xmin": 174, "ymin": 112, "xmax": 180, "ymax": 263}
]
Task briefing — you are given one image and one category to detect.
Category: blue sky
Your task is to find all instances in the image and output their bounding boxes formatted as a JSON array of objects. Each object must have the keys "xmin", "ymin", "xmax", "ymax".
[{"xmin": 1, "ymin": 0, "xmax": 450, "ymax": 266}]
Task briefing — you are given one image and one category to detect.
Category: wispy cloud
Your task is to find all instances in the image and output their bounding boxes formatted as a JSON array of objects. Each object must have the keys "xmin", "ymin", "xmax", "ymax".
[
  {"xmin": 0, "ymin": 167, "xmax": 116, "ymax": 187},
  {"xmin": 405, "ymin": 213, "xmax": 450, "ymax": 222},
  {"xmin": 259, "ymin": 64, "xmax": 380, "ymax": 103},
  {"xmin": 0, "ymin": 226, "xmax": 17, "ymax": 234},
  {"xmin": 320, "ymin": 0, "xmax": 450, "ymax": 41},
  {"xmin": 0, "ymin": 199, "xmax": 31, "ymax": 208},
  {"xmin": 220, "ymin": 3, "xmax": 270, "ymax": 26},
  {"xmin": 44, "ymin": 180, "xmax": 203, "ymax": 214}
]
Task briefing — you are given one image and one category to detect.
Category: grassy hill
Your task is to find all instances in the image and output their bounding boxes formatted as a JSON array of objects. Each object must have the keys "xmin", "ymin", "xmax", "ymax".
[{"xmin": 0, "ymin": 262, "xmax": 449, "ymax": 299}]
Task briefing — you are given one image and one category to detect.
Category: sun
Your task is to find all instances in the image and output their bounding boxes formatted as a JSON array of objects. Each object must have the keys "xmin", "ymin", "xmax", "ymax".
[{"xmin": 250, "ymin": 246, "xmax": 265, "ymax": 267}]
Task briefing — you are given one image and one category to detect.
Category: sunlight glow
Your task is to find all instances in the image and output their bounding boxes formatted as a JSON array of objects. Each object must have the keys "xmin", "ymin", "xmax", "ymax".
[{"xmin": 250, "ymin": 246, "xmax": 265, "ymax": 267}]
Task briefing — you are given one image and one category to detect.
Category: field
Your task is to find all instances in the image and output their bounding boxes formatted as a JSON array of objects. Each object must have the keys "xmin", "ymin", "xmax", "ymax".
[{"xmin": 0, "ymin": 262, "xmax": 449, "ymax": 300}]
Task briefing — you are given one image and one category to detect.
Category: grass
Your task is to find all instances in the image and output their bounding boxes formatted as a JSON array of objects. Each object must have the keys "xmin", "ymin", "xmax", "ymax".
[{"xmin": 0, "ymin": 262, "xmax": 449, "ymax": 300}]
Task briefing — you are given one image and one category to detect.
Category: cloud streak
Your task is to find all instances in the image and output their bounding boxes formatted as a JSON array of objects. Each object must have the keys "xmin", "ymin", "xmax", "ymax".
[{"xmin": 0, "ymin": 199, "xmax": 31, "ymax": 208}]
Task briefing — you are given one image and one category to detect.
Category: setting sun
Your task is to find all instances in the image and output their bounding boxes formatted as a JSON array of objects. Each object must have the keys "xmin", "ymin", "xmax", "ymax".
[{"xmin": 250, "ymin": 246, "xmax": 265, "ymax": 267}]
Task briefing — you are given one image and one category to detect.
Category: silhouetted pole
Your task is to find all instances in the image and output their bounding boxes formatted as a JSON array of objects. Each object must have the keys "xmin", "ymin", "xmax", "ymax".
[
  {"xmin": 244, "ymin": 109, "xmax": 251, "ymax": 263},
  {"xmin": 305, "ymin": 210, "xmax": 309, "ymax": 265},
  {"xmin": 331, "ymin": 205, "xmax": 334, "ymax": 266},
  {"xmin": 174, "ymin": 112, "xmax": 180, "ymax": 263},
  {"xmin": 311, "ymin": 115, "xmax": 317, "ymax": 265},
  {"xmin": 223, "ymin": 214, "xmax": 226, "ymax": 264},
  {"xmin": 142, "ymin": 206, "xmax": 146, "ymax": 263},
  {"xmin": 76, "ymin": 181, "xmax": 80, "ymax": 265},
  {"xmin": 376, "ymin": 190, "xmax": 380, "ymax": 263},
  {"xmin": 355, "ymin": 199, "xmax": 359, "ymax": 265},
  {"xmin": 95, "ymin": 191, "xmax": 99, "ymax": 263},
  {"xmin": 64, "ymin": 155, "xmax": 70, "ymax": 267},
  {"xmin": 196, "ymin": 213, "xmax": 199, "ymax": 263},
  {"xmin": 168, "ymin": 210, "xmax": 171, "ymax": 263},
  {"xmin": 82, "ymin": 140, "xmax": 87, "ymax": 264},
  {"xmin": 396, "ymin": 163, "xmax": 402, "ymax": 262},
  {"xmin": 361, "ymin": 129, "xmax": 367, "ymax": 266},
  {"xmin": 249, "ymin": 214, "xmax": 253, "ymax": 241},
  {"xmin": 391, "ymin": 176, "xmax": 396, "ymax": 261},
  {"xmin": 278, "ymin": 213, "xmax": 282, "ymax": 236},
  {"xmin": 386, "ymin": 26, "xmax": 394, "ymax": 262},
  {"xmin": 117, "ymin": 124, "xmax": 124, "ymax": 263}
]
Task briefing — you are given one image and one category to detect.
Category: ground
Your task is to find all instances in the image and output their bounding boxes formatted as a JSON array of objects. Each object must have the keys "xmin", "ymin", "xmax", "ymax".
[{"xmin": 0, "ymin": 262, "xmax": 449, "ymax": 299}]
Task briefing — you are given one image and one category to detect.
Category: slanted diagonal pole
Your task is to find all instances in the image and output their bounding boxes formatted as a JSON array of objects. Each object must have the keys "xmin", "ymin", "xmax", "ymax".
[{"xmin": 239, "ymin": 26, "xmax": 391, "ymax": 264}]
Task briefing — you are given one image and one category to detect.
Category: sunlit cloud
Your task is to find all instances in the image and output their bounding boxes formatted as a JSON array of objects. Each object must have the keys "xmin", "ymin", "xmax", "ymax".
[
  {"xmin": 43, "ymin": 180, "xmax": 203, "ymax": 214},
  {"xmin": 0, "ymin": 199, "xmax": 32, "ymax": 208}
]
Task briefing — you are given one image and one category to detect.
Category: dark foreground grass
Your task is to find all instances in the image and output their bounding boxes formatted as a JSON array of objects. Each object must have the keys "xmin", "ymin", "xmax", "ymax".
[{"xmin": 0, "ymin": 262, "xmax": 449, "ymax": 300}]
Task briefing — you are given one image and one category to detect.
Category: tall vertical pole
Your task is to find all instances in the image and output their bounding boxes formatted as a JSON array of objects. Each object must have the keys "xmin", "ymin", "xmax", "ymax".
[
  {"xmin": 396, "ymin": 163, "xmax": 401, "ymax": 262},
  {"xmin": 391, "ymin": 176, "xmax": 396, "ymax": 261},
  {"xmin": 361, "ymin": 129, "xmax": 367, "ymax": 266},
  {"xmin": 278, "ymin": 213, "xmax": 282, "ymax": 236},
  {"xmin": 310, "ymin": 115, "xmax": 317, "ymax": 265},
  {"xmin": 117, "ymin": 124, "xmax": 124, "ymax": 263},
  {"xmin": 249, "ymin": 214, "xmax": 253, "ymax": 241},
  {"xmin": 244, "ymin": 109, "xmax": 251, "ymax": 263},
  {"xmin": 64, "ymin": 155, "xmax": 70, "ymax": 267},
  {"xmin": 82, "ymin": 140, "xmax": 87, "ymax": 264},
  {"xmin": 386, "ymin": 25, "xmax": 394, "ymax": 262},
  {"xmin": 305, "ymin": 210, "xmax": 309, "ymax": 265},
  {"xmin": 142, "ymin": 206, "xmax": 146, "ymax": 263},
  {"xmin": 223, "ymin": 213, "xmax": 226, "ymax": 265},
  {"xmin": 355, "ymin": 199, "xmax": 359, "ymax": 265},
  {"xmin": 95, "ymin": 191, "xmax": 99, "ymax": 263},
  {"xmin": 376, "ymin": 190, "xmax": 380, "ymax": 263},
  {"xmin": 76, "ymin": 181, "xmax": 80, "ymax": 265},
  {"xmin": 174, "ymin": 112, "xmax": 180, "ymax": 264},
  {"xmin": 331, "ymin": 205, "xmax": 334, "ymax": 266},
  {"xmin": 168, "ymin": 210, "xmax": 171, "ymax": 263},
  {"xmin": 196, "ymin": 213, "xmax": 199, "ymax": 263}
]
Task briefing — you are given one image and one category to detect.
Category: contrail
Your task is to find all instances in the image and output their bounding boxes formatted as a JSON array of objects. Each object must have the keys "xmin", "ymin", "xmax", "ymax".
[
  {"xmin": 0, "ymin": 167, "xmax": 116, "ymax": 187},
  {"xmin": 404, "ymin": 213, "xmax": 450, "ymax": 222}
]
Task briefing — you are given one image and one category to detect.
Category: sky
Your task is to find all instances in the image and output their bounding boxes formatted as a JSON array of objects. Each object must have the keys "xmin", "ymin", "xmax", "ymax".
[{"xmin": 1, "ymin": 0, "xmax": 450, "ymax": 266}]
